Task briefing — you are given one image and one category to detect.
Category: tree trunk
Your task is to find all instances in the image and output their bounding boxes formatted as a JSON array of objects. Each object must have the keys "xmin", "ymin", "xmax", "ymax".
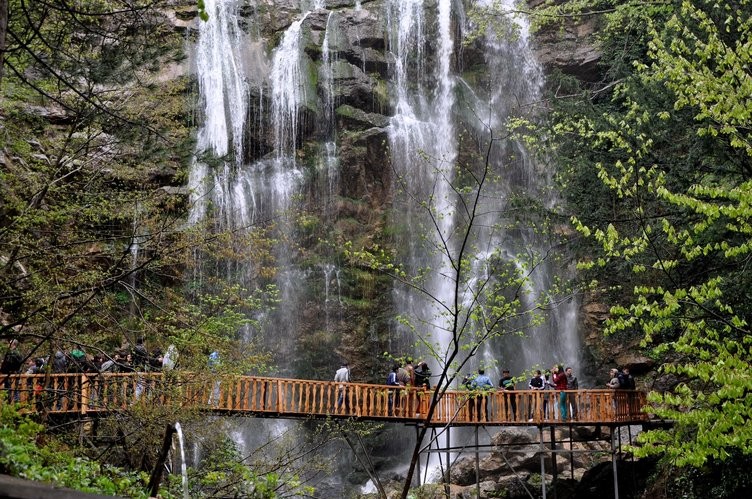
[
  {"xmin": 148, "ymin": 424, "xmax": 177, "ymax": 497},
  {"xmin": 0, "ymin": 0, "xmax": 7, "ymax": 85}
]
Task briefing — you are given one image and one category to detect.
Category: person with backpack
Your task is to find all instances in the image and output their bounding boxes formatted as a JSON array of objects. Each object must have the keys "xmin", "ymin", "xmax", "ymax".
[
  {"xmin": 621, "ymin": 367, "xmax": 638, "ymax": 415},
  {"xmin": 1, "ymin": 339, "xmax": 23, "ymax": 402},
  {"xmin": 133, "ymin": 337, "xmax": 149, "ymax": 371},
  {"xmin": 132, "ymin": 337, "xmax": 150, "ymax": 401},
  {"xmin": 565, "ymin": 366, "xmax": 579, "ymax": 420},
  {"xmin": 386, "ymin": 364, "xmax": 400, "ymax": 415},
  {"xmin": 620, "ymin": 367, "xmax": 636, "ymax": 389},
  {"xmin": 499, "ymin": 369, "xmax": 516, "ymax": 421},
  {"xmin": 52, "ymin": 350, "xmax": 68, "ymax": 373},
  {"xmin": 334, "ymin": 361, "xmax": 350, "ymax": 412},
  {"xmin": 413, "ymin": 361, "xmax": 431, "ymax": 389},
  {"xmin": 396, "ymin": 362, "xmax": 411, "ymax": 386},
  {"xmin": 1, "ymin": 339, "xmax": 22, "ymax": 374},
  {"xmin": 528, "ymin": 370, "xmax": 544, "ymax": 421}
]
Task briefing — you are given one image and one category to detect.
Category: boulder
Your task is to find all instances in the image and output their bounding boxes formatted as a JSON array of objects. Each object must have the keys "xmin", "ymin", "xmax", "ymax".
[
  {"xmin": 614, "ymin": 354, "xmax": 655, "ymax": 375},
  {"xmin": 533, "ymin": 15, "xmax": 602, "ymax": 81},
  {"xmin": 327, "ymin": 60, "xmax": 385, "ymax": 111},
  {"xmin": 336, "ymin": 105, "xmax": 390, "ymax": 131}
]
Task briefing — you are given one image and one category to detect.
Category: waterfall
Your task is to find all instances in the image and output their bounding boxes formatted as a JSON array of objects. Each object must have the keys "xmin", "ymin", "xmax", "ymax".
[
  {"xmin": 187, "ymin": 0, "xmax": 581, "ymax": 492},
  {"xmin": 189, "ymin": 0, "xmax": 248, "ymax": 225},
  {"xmin": 321, "ymin": 11, "xmax": 336, "ymax": 137},
  {"xmin": 384, "ymin": 0, "xmax": 580, "ymax": 383},
  {"xmin": 174, "ymin": 423, "xmax": 189, "ymax": 499},
  {"xmin": 195, "ymin": 0, "xmax": 247, "ymax": 160},
  {"xmin": 386, "ymin": 0, "xmax": 458, "ymax": 371},
  {"xmin": 472, "ymin": 0, "xmax": 580, "ymax": 375},
  {"xmin": 271, "ymin": 14, "xmax": 309, "ymax": 162}
]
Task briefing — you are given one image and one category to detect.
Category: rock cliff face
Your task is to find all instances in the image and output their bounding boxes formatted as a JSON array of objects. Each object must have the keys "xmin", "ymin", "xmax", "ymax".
[
  {"xmin": 166, "ymin": 1, "xmax": 619, "ymax": 497},
  {"xmin": 533, "ymin": 13, "xmax": 602, "ymax": 82}
]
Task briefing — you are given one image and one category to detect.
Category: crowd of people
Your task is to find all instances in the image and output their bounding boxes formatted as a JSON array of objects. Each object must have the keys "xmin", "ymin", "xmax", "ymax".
[
  {"xmin": 1, "ymin": 338, "xmax": 181, "ymax": 404},
  {"xmin": 361, "ymin": 359, "xmax": 638, "ymax": 422},
  {"xmin": 1, "ymin": 337, "xmax": 177, "ymax": 378}
]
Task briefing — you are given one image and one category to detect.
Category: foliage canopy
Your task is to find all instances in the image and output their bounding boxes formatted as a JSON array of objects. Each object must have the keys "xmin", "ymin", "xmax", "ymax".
[{"xmin": 542, "ymin": 0, "xmax": 752, "ymax": 467}]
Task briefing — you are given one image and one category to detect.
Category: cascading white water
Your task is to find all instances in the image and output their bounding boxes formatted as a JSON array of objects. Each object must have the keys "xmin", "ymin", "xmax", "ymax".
[
  {"xmin": 174, "ymin": 422, "xmax": 189, "ymax": 499},
  {"xmin": 271, "ymin": 15, "xmax": 309, "ymax": 162},
  {"xmin": 187, "ymin": 1, "xmax": 318, "ymax": 485},
  {"xmin": 188, "ymin": 0, "xmax": 248, "ymax": 226},
  {"xmin": 385, "ymin": 0, "xmax": 580, "ymax": 382},
  {"xmin": 471, "ymin": 0, "xmax": 581, "ymax": 375},
  {"xmin": 387, "ymin": 0, "xmax": 458, "ymax": 370},
  {"xmin": 321, "ymin": 12, "xmax": 336, "ymax": 136},
  {"xmin": 195, "ymin": 0, "xmax": 248, "ymax": 160}
]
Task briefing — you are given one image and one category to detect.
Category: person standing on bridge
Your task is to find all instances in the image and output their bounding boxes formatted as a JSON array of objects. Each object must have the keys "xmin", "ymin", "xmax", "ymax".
[
  {"xmin": 471, "ymin": 369, "xmax": 493, "ymax": 422},
  {"xmin": 552, "ymin": 364, "xmax": 568, "ymax": 421},
  {"xmin": 606, "ymin": 368, "xmax": 621, "ymax": 389},
  {"xmin": 386, "ymin": 364, "xmax": 400, "ymax": 415},
  {"xmin": 499, "ymin": 369, "xmax": 516, "ymax": 421},
  {"xmin": 565, "ymin": 366, "xmax": 579, "ymax": 420},
  {"xmin": 1, "ymin": 339, "xmax": 23, "ymax": 402},
  {"xmin": 207, "ymin": 351, "xmax": 221, "ymax": 407},
  {"xmin": 334, "ymin": 361, "xmax": 350, "ymax": 412},
  {"xmin": 527, "ymin": 370, "xmax": 545, "ymax": 421},
  {"xmin": 414, "ymin": 361, "xmax": 431, "ymax": 389},
  {"xmin": 133, "ymin": 337, "xmax": 149, "ymax": 401}
]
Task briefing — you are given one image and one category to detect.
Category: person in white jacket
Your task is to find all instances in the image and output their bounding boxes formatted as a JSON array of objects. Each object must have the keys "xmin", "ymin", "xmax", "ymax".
[{"xmin": 334, "ymin": 362, "xmax": 350, "ymax": 411}]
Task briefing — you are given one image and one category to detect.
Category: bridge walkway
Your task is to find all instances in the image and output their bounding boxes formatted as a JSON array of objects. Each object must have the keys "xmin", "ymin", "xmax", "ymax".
[{"xmin": 1, "ymin": 372, "xmax": 648, "ymax": 426}]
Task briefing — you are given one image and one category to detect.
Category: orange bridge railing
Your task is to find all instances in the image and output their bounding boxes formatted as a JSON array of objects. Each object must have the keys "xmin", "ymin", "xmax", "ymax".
[{"xmin": 1, "ymin": 373, "xmax": 648, "ymax": 426}]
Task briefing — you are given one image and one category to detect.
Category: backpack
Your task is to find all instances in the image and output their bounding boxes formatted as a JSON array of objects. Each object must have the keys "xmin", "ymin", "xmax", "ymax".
[
  {"xmin": 414, "ymin": 371, "xmax": 431, "ymax": 389},
  {"xmin": 100, "ymin": 359, "xmax": 116, "ymax": 372},
  {"xmin": 208, "ymin": 351, "xmax": 220, "ymax": 370},
  {"xmin": 396, "ymin": 367, "xmax": 410, "ymax": 386},
  {"xmin": 500, "ymin": 376, "xmax": 514, "ymax": 391},
  {"xmin": 52, "ymin": 352, "xmax": 68, "ymax": 373},
  {"xmin": 1, "ymin": 350, "xmax": 23, "ymax": 374},
  {"xmin": 133, "ymin": 344, "xmax": 148, "ymax": 367},
  {"xmin": 529, "ymin": 376, "xmax": 543, "ymax": 389},
  {"xmin": 617, "ymin": 372, "xmax": 629, "ymax": 389}
]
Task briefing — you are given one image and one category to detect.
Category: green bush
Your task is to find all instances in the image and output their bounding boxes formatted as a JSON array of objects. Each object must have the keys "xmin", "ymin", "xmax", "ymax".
[{"xmin": 0, "ymin": 405, "xmax": 150, "ymax": 497}]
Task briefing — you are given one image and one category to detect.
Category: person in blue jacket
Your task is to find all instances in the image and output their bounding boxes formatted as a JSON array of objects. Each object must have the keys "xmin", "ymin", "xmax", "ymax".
[{"xmin": 471, "ymin": 369, "xmax": 493, "ymax": 421}]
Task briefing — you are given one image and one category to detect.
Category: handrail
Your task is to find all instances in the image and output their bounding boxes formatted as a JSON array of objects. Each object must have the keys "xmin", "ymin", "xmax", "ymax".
[{"xmin": 0, "ymin": 373, "xmax": 648, "ymax": 425}]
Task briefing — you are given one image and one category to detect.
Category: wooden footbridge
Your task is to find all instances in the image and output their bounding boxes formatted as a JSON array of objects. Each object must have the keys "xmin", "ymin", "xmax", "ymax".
[
  {"xmin": 3, "ymin": 372, "xmax": 652, "ymax": 499},
  {"xmin": 1, "ymin": 372, "xmax": 648, "ymax": 426}
]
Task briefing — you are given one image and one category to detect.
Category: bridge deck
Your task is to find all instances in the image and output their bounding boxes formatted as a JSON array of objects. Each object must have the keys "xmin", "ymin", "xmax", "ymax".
[{"xmin": 1, "ymin": 373, "xmax": 648, "ymax": 426}]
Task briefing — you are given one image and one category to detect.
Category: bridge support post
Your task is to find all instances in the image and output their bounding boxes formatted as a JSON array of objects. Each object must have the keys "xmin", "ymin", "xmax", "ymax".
[
  {"xmin": 415, "ymin": 425, "xmax": 421, "ymax": 487},
  {"xmin": 550, "ymin": 426, "xmax": 558, "ymax": 499},
  {"xmin": 474, "ymin": 426, "xmax": 480, "ymax": 499},
  {"xmin": 539, "ymin": 427, "xmax": 547, "ymax": 499},
  {"xmin": 445, "ymin": 426, "xmax": 451, "ymax": 489},
  {"xmin": 612, "ymin": 427, "xmax": 620, "ymax": 499}
]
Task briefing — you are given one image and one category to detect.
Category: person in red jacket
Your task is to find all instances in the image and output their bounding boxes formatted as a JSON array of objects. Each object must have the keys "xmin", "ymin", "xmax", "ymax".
[{"xmin": 552, "ymin": 365, "xmax": 568, "ymax": 420}]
